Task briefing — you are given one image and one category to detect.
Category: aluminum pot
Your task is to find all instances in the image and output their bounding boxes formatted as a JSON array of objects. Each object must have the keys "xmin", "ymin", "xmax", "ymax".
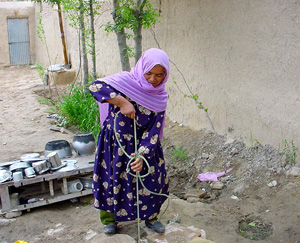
[
  {"xmin": 32, "ymin": 160, "xmax": 51, "ymax": 174},
  {"xmin": 45, "ymin": 140, "xmax": 72, "ymax": 159},
  {"xmin": 72, "ymin": 132, "xmax": 96, "ymax": 156}
]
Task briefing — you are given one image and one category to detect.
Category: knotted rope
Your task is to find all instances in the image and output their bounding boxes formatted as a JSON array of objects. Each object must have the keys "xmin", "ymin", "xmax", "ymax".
[{"xmin": 114, "ymin": 111, "xmax": 170, "ymax": 242}]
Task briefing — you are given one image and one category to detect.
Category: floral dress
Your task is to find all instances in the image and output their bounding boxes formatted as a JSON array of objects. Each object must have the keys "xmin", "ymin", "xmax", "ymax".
[{"xmin": 89, "ymin": 80, "xmax": 169, "ymax": 222}]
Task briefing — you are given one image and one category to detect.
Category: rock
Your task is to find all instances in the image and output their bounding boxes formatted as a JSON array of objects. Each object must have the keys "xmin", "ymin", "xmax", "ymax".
[
  {"xmin": 5, "ymin": 211, "xmax": 22, "ymax": 219},
  {"xmin": 147, "ymin": 223, "xmax": 202, "ymax": 243},
  {"xmin": 179, "ymin": 123, "xmax": 183, "ymax": 127},
  {"xmin": 189, "ymin": 237, "xmax": 216, "ymax": 243},
  {"xmin": 187, "ymin": 197, "xmax": 200, "ymax": 203},
  {"xmin": 85, "ymin": 229, "xmax": 98, "ymax": 241},
  {"xmin": 202, "ymin": 153, "xmax": 209, "ymax": 159},
  {"xmin": 224, "ymin": 138, "xmax": 235, "ymax": 145},
  {"xmin": 91, "ymin": 233, "xmax": 136, "ymax": 243},
  {"xmin": 184, "ymin": 189, "xmax": 207, "ymax": 199},
  {"xmin": 230, "ymin": 195, "xmax": 240, "ymax": 200},
  {"xmin": 210, "ymin": 182, "xmax": 225, "ymax": 190},
  {"xmin": 230, "ymin": 148, "xmax": 239, "ymax": 156},
  {"xmin": 286, "ymin": 166, "xmax": 300, "ymax": 176},
  {"xmin": 267, "ymin": 180, "xmax": 278, "ymax": 187},
  {"xmin": 0, "ymin": 218, "xmax": 16, "ymax": 226}
]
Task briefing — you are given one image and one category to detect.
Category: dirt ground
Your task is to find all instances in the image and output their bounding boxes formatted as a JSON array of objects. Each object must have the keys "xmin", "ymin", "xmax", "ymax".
[{"xmin": 0, "ymin": 66, "xmax": 300, "ymax": 243}]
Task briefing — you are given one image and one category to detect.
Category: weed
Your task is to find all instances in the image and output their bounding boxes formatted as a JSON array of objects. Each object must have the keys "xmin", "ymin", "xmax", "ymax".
[
  {"xmin": 171, "ymin": 146, "xmax": 189, "ymax": 162},
  {"xmin": 279, "ymin": 139, "xmax": 298, "ymax": 165},
  {"xmin": 250, "ymin": 131, "xmax": 261, "ymax": 148},
  {"xmin": 37, "ymin": 97, "xmax": 52, "ymax": 105},
  {"xmin": 57, "ymin": 83, "xmax": 101, "ymax": 139}
]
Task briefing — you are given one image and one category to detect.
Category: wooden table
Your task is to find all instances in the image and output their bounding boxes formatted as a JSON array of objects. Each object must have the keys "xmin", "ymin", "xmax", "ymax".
[{"xmin": 0, "ymin": 155, "xmax": 94, "ymax": 213}]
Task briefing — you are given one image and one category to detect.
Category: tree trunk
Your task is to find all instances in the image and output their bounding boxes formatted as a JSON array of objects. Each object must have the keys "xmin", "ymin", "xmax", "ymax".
[
  {"xmin": 89, "ymin": 0, "xmax": 97, "ymax": 80},
  {"xmin": 57, "ymin": 3, "xmax": 69, "ymax": 65},
  {"xmin": 134, "ymin": 24, "xmax": 142, "ymax": 64},
  {"xmin": 134, "ymin": 0, "xmax": 146, "ymax": 63},
  {"xmin": 79, "ymin": 0, "xmax": 89, "ymax": 89},
  {"xmin": 112, "ymin": 0, "xmax": 130, "ymax": 71}
]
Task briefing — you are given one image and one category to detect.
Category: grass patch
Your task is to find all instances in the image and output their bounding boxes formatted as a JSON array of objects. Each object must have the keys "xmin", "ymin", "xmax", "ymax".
[
  {"xmin": 57, "ymin": 84, "xmax": 101, "ymax": 139},
  {"xmin": 171, "ymin": 145, "xmax": 189, "ymax": 162}
]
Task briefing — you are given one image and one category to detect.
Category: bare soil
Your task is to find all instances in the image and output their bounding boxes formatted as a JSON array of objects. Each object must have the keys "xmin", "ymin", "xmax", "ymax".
[{"xmin": 0, "ymin": 66, "xmax": 300, "ymax": 243}]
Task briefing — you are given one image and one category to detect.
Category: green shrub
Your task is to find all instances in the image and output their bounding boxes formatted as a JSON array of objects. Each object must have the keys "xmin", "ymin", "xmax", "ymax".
[
  {"xmin": 171, "ymin": 145, "xmax": 189, "ymax": 162},
  {"xmin": 58, "ymin": 84, "xmax": 101, "ymax": 139}
]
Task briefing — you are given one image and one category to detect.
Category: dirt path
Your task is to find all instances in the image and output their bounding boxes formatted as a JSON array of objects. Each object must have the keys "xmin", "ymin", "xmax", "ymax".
[
  {"xmin": 0, "ymin": 65, "xmax": 73, "ymax": 162},
  {"xmin": 0, "ymin": 66, "xmax": 300, "ymax": 243}
]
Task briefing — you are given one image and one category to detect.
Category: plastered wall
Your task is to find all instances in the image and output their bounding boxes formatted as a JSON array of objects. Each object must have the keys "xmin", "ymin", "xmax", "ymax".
[
  {"xmin": 31, "ymin": 0, "xmax": 300, "ymax": 150},
  {"xmin": 0, "ymin": 2, "xmax": 35, "ymax": 65}
]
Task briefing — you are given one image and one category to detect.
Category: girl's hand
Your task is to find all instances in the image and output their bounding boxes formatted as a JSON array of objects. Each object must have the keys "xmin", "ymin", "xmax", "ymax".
[{"xmin": 130, "ymin": 153, "xmax": 143, "ymax": 172}]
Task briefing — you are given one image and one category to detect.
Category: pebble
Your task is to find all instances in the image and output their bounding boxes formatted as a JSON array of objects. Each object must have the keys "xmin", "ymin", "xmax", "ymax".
[
  {"xmin": 91, "ymin": 233, "xmax": 137, "ymax": 243},
  {"xmin": 210, "ymin": 181, "xmax": 225, "ymax": 190},
  {"xmin": 267, "ymin": 180, "xmax": 277, "ymax": 187},
  {"xmin": 286, "ymin": 166, "xmax": 300, "ymax": 176},
  {"xmin": 224, "ymin": 138, "xmax": 235, "ymax": 145},
  {"xmin": 5, "ymin": 211, "xmax": 22, "ymax": 219},
  {"xmin": 230, "ymin": 195, "xmax": 239, "ymax": 200},
  {"xmin": 202, "ymin": 153, "xmax": 209, "ymax": 159},
  {"xmin": 0, "ymin": 218, "xmax": 16, "ymax": 226},
  {"xmin": 185, "ymin": 189, "xmax": 207, "ymax": 199}
]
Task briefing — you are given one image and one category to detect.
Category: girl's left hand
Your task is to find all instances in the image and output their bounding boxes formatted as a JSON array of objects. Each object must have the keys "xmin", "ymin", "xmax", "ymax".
[{"xmin": 130, "ymin": 153, "xmax": 143, "ymax": 172}]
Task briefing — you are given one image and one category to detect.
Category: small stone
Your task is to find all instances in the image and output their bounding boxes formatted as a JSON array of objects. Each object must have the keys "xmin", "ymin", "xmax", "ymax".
[
  {"xmin": 189, "ymin": 237, "xmax": 216, "ymax": 243},
  {"xmin": 202, "ymin": 153, "xmax": 209, "ymax": 159},
  {"xmin": 230, "ymin": 148, "xmax": 238, "ymax": 155},
  {"xmin": 286, "ymin": 167, "xmax": 300, "ymax": 176},
  {"xmin": 210, "ymin": 182, "xmax": 225, "ymax": 190},
  {"xmin": 3, "ymin": 142, "xmax": 7, "ymax": 145},
  {"xmin": 179, "ymin": 123, "xmax": 183, "ymax": 127},
  {"xmin": 173, "ymin": 120, "xmax": 177, "ymax": 123},
  {"xmin": 224, "ymin": 138, "xmax": 235, "ymax": 145},
  {"xmin": 187, "ymin": 197, "xmax": 200, "ymax": 203},
  {"xmin": 267, "ymin": 180, "xmax": 277, "ymax": 187},
  {"xmin": 5, "ymin": 211, "xmax": 22, "ymax": 219},
  {"xmin": 0, "ymin": 218, "xmax": 16, "ymax": 226},
  {"xmin": 184, "ymin": 189, "xmax": 207, "ymax": 199},
  {"xmin": 230, "ymin": 195, "xmax": 239, "ymax": 200}
]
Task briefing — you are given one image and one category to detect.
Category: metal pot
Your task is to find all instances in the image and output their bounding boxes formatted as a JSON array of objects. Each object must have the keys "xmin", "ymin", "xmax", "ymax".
[
  {"xmin": 72, "ymin": 132, "xmax": 96, "ymax": 156},
  {"xmin": 32, "ymin": 160, "xmax": 51, "ymax": 174},
  {"xmin": 45, "ymin": 140, "xmax": 72, "ymax": 159}
]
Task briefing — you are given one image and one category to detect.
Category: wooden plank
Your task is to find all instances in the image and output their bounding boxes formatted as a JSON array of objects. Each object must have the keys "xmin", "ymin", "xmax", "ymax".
[
  {"xmin": 9, "ymin": 189, "xmax": 93, "ymax": 212},
  {"xmin": 21, "ymin": 176, "xmax": 45, "ymax": 186},
  {"xmin": 0, "ymin": 185, "xmax": 11, "ymax": 211},
  {"xmin": 49, "ymin": 180, "xmax": 54, "ymax": 196},
  {"xmin": 62, "ymin": 178, "xmax": 68, "ymax": 195}
]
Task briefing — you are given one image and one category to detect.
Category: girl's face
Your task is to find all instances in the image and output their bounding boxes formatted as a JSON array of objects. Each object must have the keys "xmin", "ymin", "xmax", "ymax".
[{"xmin": 144, "ymin": 65, "xmax": 165, "ymax": 87}]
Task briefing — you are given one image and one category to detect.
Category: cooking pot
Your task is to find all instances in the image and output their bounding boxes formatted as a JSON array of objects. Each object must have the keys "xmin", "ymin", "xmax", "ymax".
[
  {"xmin": 72, "ymin": 132, "xmax": 96, "ymax": 156},
  {"xmin": 9, "ymin": 162, "xmax": 30, "ymax": 172},
  {"xmin": 0, "ymin": 168, "xmax": 12, "ymax": 183},
  {"xmin": 45, "ymin": 140, "xmax": 72, "ymax": 159},
  {"xmin": 20, "ymin": 153, "xmax": 40, "ymax": 161},
  {"xmin": 32, "ymin": 160, "xmax": 51, "ymax": 174},
  {"xmin": 24, "ymin": 167, "xmax": 36, "ymax": 178},
  {"xmin": 47, "ymin": 151, "xmax": 62, "ymax": 168}
]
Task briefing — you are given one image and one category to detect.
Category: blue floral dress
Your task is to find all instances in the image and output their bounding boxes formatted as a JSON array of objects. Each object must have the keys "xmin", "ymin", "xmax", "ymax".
[{"xmin": 89, "ymin": 80, "xmax": 169, "ymax": 222}]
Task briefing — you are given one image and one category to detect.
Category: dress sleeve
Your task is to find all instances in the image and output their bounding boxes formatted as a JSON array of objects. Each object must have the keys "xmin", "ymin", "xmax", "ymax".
[
  {"xmin": 138, "ymin": 111, "xmax": 165, "ymax": 159},
  {"xmin": 89, "ymin": 80, "xmax": 120, "ymax": 103}
]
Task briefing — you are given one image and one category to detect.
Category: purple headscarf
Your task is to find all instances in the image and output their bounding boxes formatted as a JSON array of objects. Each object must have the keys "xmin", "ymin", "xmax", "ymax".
[{"xmin": 98, "ymin": 48, "xmax": 169, "ymax": 139}]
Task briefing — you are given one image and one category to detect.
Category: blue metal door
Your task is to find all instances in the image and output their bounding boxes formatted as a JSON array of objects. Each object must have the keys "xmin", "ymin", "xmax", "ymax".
[{"xmin": 7, "ymin": 18, "xmax": 30, "ymax": 65}]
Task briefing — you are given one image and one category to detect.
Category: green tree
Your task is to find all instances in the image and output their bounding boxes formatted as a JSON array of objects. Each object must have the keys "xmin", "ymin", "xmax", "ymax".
[{"xmin": 106, "ymin": 0, "xmax": 160, "ymax": 71}]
